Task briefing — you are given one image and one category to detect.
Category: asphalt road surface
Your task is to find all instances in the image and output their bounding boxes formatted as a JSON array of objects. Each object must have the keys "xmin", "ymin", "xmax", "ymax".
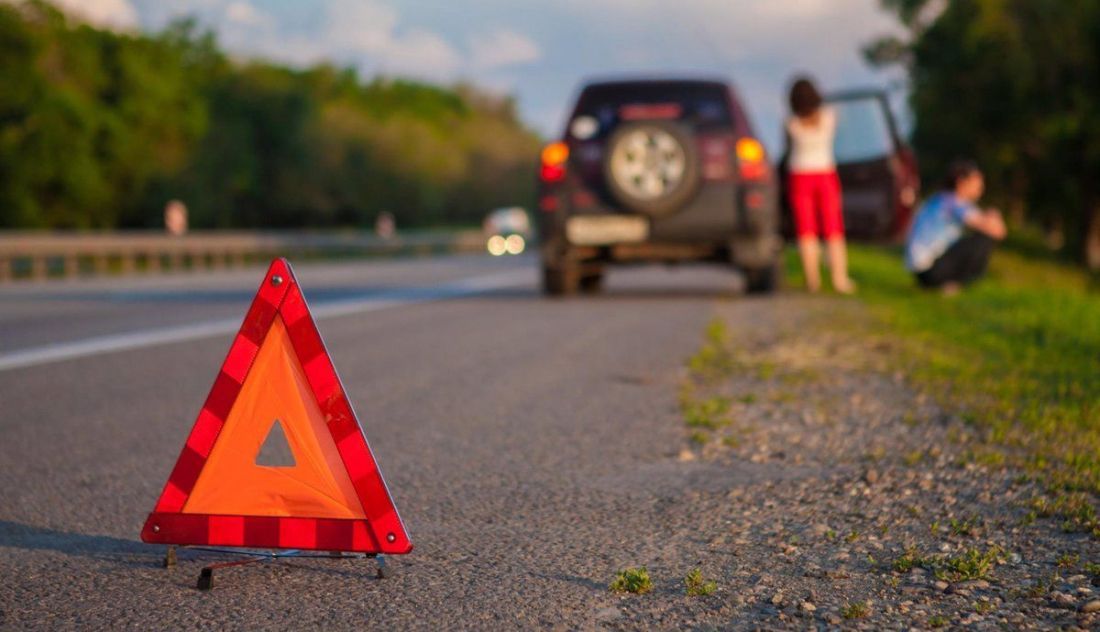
[{"xmin": 0, "ymin": 254, "xmax": 751, "ymax": 629}]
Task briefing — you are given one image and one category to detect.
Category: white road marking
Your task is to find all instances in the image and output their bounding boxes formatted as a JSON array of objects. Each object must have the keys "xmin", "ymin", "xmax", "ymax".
[{"xmin": 0, "ymin": 269, "xmax": 531, "ymax": 372}]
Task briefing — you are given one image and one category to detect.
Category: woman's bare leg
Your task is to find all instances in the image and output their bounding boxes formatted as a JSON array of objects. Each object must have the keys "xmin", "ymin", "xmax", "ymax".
[
  {"xmin": 826, "ymin": 237, "xmax": 856, "ymax": 294},
  {"xmin": 797, "ymin": 236, "xmax": 821, "ymax": 292}
]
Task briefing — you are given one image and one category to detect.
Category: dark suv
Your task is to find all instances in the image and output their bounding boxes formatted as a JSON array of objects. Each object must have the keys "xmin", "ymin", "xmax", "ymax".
[{"xmin": 537, "ymin": 78, "xmax": 782, "ymax": 295}]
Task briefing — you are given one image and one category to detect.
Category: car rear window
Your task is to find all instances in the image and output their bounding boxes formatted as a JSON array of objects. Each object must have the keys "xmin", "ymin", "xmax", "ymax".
[
  {"xmin": 831, "ymin": 97, "xmax": 895, "ymax": 164},
  {"xmin": 570, "ymin": 83, "xmax": 733, "ymax": 136}
]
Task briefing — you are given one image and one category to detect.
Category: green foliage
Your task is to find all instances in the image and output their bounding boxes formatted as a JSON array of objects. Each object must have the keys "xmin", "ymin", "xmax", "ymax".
[
  {"xmin": 682, "ymin": 395, "xmax": 732, "ymax": 430},
  {"xmin": 0, "ymin": 2, "xmax": 540, "ymax": 230},
  {"xmin": 609, "ymin": 567, "xmax": 652, "ymax": 594},
  {"xmin": 949, "ymin": 517, "xmax": 978, "ymax": 537},
  {"xmin": 683, "ymin": 568, "xmax": 717, "ymax": 596},
  {"xmin": 840, "ymin": 601, "xmax": 871, "ymax": 619},
  {"xmin": 688, "ymin": 430, "xmax": 710, "ymax": 446},
  {"xmin": 1056, "ymin": 552, "xmax": 1079, "ymax": 569},
  {"xmin": 869, "ymin": 0, "xmax": 1100, "ymax": 266},
  {"xmin": 686, "ymin": 319, "xmax": 737, "ymax": 381},
  {"xmin": 893, "ymin": 545, "xmax": 1004, "ymax": 582}
]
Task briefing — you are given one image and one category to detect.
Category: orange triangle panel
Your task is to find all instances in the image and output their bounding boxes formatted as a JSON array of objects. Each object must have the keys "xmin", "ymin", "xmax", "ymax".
[{"xmin": 141, "ymin": 258, "xmax": 412, "ymax": 554}]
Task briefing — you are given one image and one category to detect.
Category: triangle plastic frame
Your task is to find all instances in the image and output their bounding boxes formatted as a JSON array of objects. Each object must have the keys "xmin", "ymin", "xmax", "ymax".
[{"xmin": 141, "ymin": 258, "xmax": 412, "ymax": 554}]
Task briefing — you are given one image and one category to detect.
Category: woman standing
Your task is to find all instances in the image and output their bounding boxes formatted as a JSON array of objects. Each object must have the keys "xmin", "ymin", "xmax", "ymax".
[{"xmin": 785, "ymin": 76, "xmax": 855, "ymax": 294}]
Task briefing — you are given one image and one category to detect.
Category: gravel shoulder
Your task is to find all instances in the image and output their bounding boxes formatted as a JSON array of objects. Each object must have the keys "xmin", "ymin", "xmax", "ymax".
[{"xmin": 606, "ymin": 294, "xmax": 1100, "ymax": 630}]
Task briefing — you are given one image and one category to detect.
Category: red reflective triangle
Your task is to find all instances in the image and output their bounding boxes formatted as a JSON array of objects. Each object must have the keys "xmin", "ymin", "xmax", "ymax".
[{"xmin": 141, "ymin": 258, "xmax": 412, "ymax": 554}]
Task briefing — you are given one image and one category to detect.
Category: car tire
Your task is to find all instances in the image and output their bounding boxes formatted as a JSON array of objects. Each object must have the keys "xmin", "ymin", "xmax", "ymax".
[
  {"xmin": 603, "ymin": 120, "xmax": 701, "ymax": 216},
  {"xmin": 542, "ymin": 264, "xmax": 579, "ymax": 296},
  {"xmin": 743, "ymin": 263, "xmax": 781, "ymax": 295}
]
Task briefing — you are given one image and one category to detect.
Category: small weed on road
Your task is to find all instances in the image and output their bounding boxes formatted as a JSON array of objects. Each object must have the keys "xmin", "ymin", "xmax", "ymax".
[
  {"xmin": 610, "ymin": 567, "xmax": 652, "ymax": 595},
  {"xmin": 682, "ymin": 395, "xmax": 731, "ymax": 430},
  {"xmin": 892, "ymin": 545, "xmax": 1004, "ymax": 582},
  {"xmin": 683, "ymin": 568, "xmax": 716, "ymax": 597},
  {"xmin": 686, "ymin": 319, "xmax": 736, "ymax": 381},
  {"xmin": 840, "ymin": 601, "xmax": 871, "ymax": 619}
]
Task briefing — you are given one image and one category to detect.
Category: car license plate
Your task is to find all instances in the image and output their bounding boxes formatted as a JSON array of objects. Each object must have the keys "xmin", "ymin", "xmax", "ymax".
[{"xmin": 566, "ymin": 216, "xmax": 648, "ymax": 246}]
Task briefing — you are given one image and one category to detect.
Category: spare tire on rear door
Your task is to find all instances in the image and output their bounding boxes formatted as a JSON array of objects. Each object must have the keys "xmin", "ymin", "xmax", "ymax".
[{"xmin": 603, "ymin": 120, "xmax": 701, "ymax": 216}]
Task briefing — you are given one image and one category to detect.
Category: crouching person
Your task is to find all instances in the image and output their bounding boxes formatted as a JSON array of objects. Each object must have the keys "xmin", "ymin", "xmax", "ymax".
[{"xmin": 906, "ymin": 160, "xmax": 1007, "ymax": 293}]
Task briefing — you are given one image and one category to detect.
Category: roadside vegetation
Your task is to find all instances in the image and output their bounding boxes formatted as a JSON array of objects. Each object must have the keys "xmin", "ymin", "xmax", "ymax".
[
  {"xmin": 0, "ymin": 2, "xmax": 540, "ymax": 231},
  {"xmin": 793, "ymin": 241, "xmax": 1100, "ymax": 535}
]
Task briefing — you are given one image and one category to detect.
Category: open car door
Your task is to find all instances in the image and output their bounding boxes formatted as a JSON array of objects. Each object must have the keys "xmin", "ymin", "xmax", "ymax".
[{"xmin": 829, "ymin": 90, "xmax": 914, "ymax": 240}]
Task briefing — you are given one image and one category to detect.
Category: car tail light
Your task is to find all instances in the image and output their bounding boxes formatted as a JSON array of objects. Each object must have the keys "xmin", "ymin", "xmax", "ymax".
[
  {"xmin": 736, "ymin": 137, "xmax": 768, "ymax": 181},
  {"xmin": 540, "ymin": 141, "xmax": 569, "ymax": 183}
]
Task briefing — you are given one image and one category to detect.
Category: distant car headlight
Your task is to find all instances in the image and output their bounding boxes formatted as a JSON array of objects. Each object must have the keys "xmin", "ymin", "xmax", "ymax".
[
  {"xmin": 504, "ymin": 234, "xmax": 525, "ymax": 255},
  {"xmin": 487, "ymin": 235, "xmax": 507, "ymax": 256}
]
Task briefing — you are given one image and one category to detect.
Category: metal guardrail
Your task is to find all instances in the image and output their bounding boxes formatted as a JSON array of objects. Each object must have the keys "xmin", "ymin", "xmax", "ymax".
[{"xmin": 0, "ymin": 230, "xmax": 486, "ymax": 282}]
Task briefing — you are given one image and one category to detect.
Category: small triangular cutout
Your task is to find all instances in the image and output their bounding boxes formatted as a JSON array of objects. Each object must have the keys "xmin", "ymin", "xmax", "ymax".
[{"xmin": 255, "ymin": 419, "xmax": 296, "ymax": 467}]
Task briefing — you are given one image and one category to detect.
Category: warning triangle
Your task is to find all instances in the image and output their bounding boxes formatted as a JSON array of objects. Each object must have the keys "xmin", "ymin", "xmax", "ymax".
[{"xmin": 141, "ymin": 258, "xmax": 412, "ymax": 554}]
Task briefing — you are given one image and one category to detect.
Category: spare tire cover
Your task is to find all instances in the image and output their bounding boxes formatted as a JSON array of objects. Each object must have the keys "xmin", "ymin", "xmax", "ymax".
[{"xmin": 603, "ymin": 120, "xmax": 701, "ymax": 216}]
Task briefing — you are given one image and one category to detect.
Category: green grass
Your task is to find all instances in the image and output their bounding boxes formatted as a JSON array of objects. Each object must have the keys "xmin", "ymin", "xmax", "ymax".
[
  {"xmin": 610, "ymin": 567, "xmax": 653, "ymax": 594},
  {"xmin": 795, "ymin": 243, "xmax": 1100, "ymax": 506},
  {"xmin": 686, "ymin": 319, "xmax": 737, "ymax": 381},
  {"xmin": 682, "ymin": 395, "xmax": 732, "ymax": 430},
  {"xmin": 892, "ymin": 545, "xmax": 1004, "ymax": 582}
]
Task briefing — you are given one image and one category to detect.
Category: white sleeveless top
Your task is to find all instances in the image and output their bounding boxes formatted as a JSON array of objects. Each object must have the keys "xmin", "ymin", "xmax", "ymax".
[{"xmin": 786, "ymin": 107, "xmax": 836, "ymax": 174}]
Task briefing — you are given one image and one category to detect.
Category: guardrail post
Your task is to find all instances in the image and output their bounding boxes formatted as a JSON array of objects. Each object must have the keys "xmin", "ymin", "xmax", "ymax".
[
  {"xmin": 63, "ymin": 255, "xmax": 79, "ymax": 279},
  {"xmin": 31, "ymin": 256, "xmax": 48, "ymax": 280},
  {"xmin": 169, "ymin": 250, "xmax": 184, "ymax": 273}
]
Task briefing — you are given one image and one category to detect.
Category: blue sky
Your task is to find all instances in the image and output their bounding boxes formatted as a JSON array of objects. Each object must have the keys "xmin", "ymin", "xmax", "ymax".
[{"xmin": 53, "ymin": 0, "xmax": 907, "ymax": 153}]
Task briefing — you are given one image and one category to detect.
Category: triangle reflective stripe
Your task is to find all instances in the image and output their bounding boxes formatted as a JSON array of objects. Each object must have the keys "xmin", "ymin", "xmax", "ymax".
[{"xmin": 141, "ymin": 259, "xmax": 412, "ymax": 554}]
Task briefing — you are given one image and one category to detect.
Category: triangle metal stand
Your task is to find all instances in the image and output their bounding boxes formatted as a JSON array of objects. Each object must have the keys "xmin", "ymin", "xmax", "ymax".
[{"xmin": 162, "ymin": 545, "xmax": 390, "ymax": 590}]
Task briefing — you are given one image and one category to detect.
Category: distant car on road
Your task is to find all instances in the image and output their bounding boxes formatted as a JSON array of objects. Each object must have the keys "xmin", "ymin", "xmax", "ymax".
[
  {"xmin": 536, "ymin": 78, "xmax": 782, "ymax": 295},
  {"xmin": 484, "ymin": 206, "xmax": 531, "ymax": 256},
  {"xmin": 779, "ymin": 89, "xmax": 919, "ymax": 241}
]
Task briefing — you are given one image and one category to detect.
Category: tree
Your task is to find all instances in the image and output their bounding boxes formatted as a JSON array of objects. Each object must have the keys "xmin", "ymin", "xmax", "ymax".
[
  {"xmin": 867, "ymin": 0, "xmax": 1100, "ymax": 269},
  {"xmin": 0, "ymin": 2, "xmax": 542, "ymax": 231}
]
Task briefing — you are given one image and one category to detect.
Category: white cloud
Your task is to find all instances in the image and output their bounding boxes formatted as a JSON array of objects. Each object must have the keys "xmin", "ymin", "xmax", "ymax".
[
  {"xmin": 469, "ymin": 29, "xmax": 540, "ymax": 70},
  {"xmin": 49, "ymin": 0, "xmax": 139, "ymax": 30},
  {"xmin": 123, "ymin": 0, "xmax": 907, "ymax": 142},
  {"xmin": 224, "ymin": 1, "xmax": 271, "ymax": 28},
  {"xmin": 204, "ymin": 0, "xmax": 464, "ymax": 82}
]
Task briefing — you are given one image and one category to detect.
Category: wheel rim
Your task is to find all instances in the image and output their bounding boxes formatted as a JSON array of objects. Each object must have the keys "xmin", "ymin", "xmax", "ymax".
[{"xmin": 609, "ymin": 128, "xmax": 686, "ymax": 201}]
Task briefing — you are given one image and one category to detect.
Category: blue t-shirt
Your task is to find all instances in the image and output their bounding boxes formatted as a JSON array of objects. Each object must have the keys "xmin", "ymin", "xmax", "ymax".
[{"xmin": 905, "ymin": 192, "xmax": 978, "ymax": 272}]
